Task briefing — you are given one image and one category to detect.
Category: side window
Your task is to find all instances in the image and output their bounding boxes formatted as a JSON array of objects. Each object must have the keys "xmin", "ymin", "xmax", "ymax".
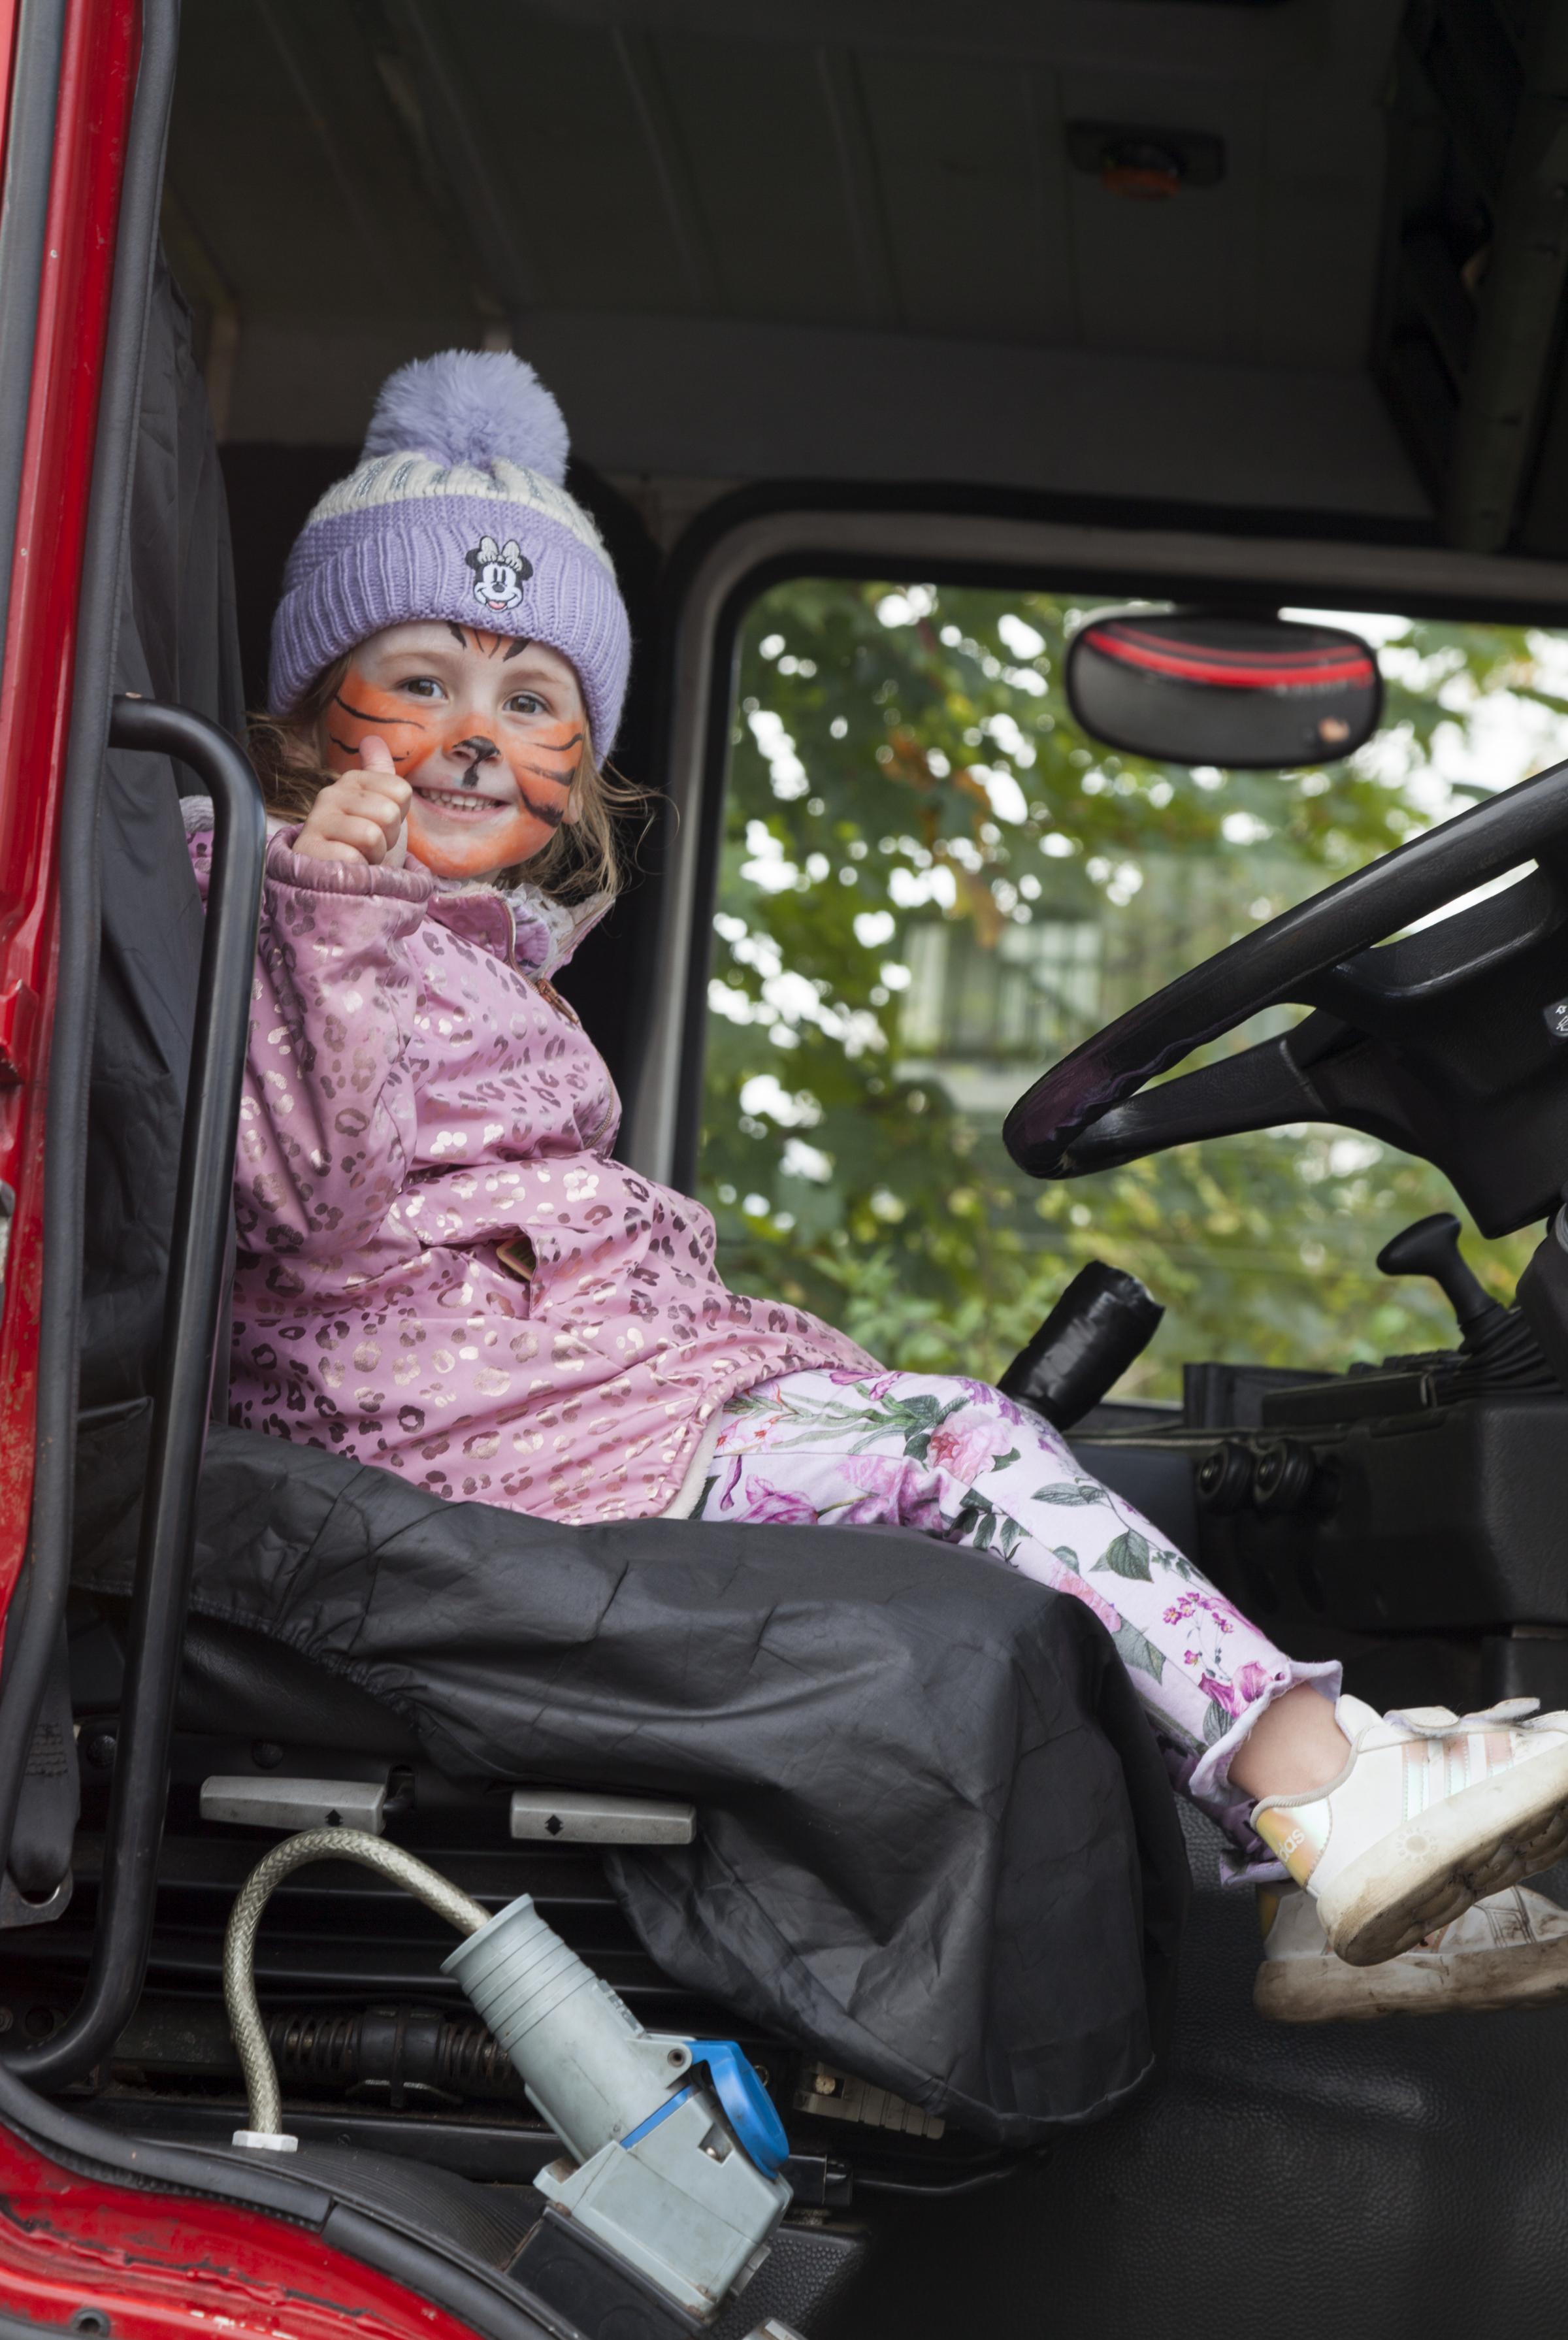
[{"xmin": 695, "ymin": 581, "xmax": 1558, "ymax": 1395}]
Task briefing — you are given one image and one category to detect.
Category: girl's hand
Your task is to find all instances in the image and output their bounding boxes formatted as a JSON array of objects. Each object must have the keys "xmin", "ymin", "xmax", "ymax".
[{"xmin": 293, "ymin": 734, "xmax": 411, "ymax": 867}]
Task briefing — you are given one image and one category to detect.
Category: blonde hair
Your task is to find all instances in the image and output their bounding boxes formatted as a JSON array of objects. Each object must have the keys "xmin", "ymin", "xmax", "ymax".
[{"xmin": 247, "ymin": 650, "xmax": 647, "ymax": 902}]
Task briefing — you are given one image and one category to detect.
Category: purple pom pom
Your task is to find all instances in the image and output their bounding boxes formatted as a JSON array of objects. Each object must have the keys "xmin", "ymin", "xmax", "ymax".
[{"xmin": 362, "ymin": 350, "xmax": 570, "ymax": 483}]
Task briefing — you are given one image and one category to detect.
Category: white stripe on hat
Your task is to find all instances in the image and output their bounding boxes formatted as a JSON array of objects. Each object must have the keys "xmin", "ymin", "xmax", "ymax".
[{"xmin": 305, "ymin": 452, "xmax": 613, "ymax": 571}]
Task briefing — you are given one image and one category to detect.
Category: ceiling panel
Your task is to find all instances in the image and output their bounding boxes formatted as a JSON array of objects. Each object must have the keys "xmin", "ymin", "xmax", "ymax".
[
  {"xmin": 531, "ymin": 0, "xmax": 1330, "ymax": 80},
  {"xmin": 1252, "ymin": 80, "xmax": 1387, "ymax": 372},
  {"xmin": 167, "ymin": 0, "xmax": 1411, "ymax": 483},
  {"xmin": 858, "ymin": 51, "xmax": 1076, "ymax": 343},
  {"xmin": 169, "ymin": 0, "xmax": 472, "ymax": 320},
  {"xmin": 436, "ymin": 7, "xmax": 697, "ymax": 314},
  {"xmin": 652, "ymin": 33, "xmax": 866, "ymax": 325}
]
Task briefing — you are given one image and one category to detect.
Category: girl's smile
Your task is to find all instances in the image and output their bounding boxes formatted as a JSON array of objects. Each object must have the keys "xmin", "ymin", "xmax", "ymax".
[
  {"xmin": 414, "ymin": 781, "xmax": 512, "ymax": 817},
  {"xmin": 321, "ymin": 621, "xmax": 586, "ymax": 880}
]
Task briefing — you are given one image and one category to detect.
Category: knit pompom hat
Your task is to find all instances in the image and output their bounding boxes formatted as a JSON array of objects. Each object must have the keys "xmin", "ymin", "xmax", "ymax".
[{"xmin": 269, "ymin": 350, "xmax": 630, "ymax": 753}]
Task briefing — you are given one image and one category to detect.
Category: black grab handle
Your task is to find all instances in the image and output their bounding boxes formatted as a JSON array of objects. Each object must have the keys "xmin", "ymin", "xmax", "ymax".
[{"xmin": 6, "ymin": 697, "xmax": 265, "ymax": 2086}]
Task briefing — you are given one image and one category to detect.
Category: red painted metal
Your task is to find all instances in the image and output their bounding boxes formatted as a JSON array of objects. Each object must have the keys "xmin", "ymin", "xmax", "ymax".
[
  {"xmin": 0, "ymin": 0, "xmax": 140, "ymax": 1611},
  {"xmin": 0, "ymin": 2123, "xmax": 483, "ymax": 2337},
  {"xmin": 0, "ymin": 18, "xmax": 482, "ymax": 2333}
]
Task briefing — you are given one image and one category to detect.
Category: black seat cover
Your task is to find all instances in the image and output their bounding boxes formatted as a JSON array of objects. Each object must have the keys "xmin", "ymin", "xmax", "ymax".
[
  {"xmin": 72, "ymin": 1402, "xmax": 1188, "ymax": 2150},
  {"xmin": 176, "ymin": 1613, "xmax": 420, "ymax": 1753}
]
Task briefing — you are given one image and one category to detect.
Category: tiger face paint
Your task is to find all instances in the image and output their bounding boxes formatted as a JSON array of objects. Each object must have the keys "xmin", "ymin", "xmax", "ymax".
[{"xmin": 320, "ymin": 623, "xmax": 586, "ymax": 882}]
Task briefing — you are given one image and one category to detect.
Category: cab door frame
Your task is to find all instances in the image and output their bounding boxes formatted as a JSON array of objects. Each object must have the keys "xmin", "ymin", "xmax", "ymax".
[{"xmin": 0, "ymin": 0, "xmax": 155, "ymax": 1890}]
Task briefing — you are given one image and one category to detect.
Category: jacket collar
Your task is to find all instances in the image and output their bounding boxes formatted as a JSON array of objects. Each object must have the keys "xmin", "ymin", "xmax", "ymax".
[{"xmin": 425, "ymin": 873, "xmax": 612, "ymax": 978}]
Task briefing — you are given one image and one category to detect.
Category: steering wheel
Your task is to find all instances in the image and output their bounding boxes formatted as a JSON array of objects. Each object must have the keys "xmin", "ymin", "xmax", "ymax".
[{"xmin": 1003, "ymin": 756, "xmax": 1568, "ymax": 1240}]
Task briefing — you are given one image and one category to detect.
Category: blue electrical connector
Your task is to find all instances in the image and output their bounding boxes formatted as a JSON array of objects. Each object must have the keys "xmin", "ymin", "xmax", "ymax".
[
  {"xmin": 687, "ymin": 2039, "xmax": 790, "ymax": 2179},
  {"xmin": 614, "ymin": 2041, "xmax": 788, "ymax": 2180}
]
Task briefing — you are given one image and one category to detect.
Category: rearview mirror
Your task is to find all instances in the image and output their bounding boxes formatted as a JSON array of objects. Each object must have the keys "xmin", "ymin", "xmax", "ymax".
[{"xmin": 1064, "ymin": 609, "xmax": 1382, "ymax": 769}]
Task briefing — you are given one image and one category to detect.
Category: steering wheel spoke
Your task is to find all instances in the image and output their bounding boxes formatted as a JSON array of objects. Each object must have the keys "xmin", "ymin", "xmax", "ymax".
[
  {"xmin": 1005, "ymin": 755, "xmax": 1568, "ymax": 1236},
  {"xmin": 1060, "ymin": 1025, "xmax": 1333, "ymax": 1174}
]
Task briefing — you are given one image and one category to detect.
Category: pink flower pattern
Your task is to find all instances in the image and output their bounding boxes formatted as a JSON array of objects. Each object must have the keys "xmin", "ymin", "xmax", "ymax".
[{"xmin": 927, "ymin": 1415, "xmax": 1016, "ymax": 1484}]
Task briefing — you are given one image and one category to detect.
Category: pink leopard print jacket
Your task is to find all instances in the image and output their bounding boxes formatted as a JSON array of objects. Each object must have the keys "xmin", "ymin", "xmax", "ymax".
[{"xmin": 188, "ymin": 820, "xmax": 874, "ymax": 1524}]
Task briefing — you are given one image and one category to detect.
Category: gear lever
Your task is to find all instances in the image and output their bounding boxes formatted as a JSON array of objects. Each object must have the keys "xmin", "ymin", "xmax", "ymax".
[
  {"xmin": 1377, "ymin": 1211, "xmax": 1554, "ymax": 1389},
  {"xmin": 1375, "ymin": 1213, "xmax": 1510, "ymax": 1351}
]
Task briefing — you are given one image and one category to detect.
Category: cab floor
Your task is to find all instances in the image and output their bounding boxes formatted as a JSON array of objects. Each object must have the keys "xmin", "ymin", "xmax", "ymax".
[{"xmin": 816, "ymin": 1804, "xmax": 1568, "ymax": 2339}]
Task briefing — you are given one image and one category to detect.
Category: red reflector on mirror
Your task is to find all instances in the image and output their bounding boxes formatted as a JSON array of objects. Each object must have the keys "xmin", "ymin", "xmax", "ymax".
[{"xmin": 1087, "ymin": 623, "xmax": 1376, "ymax": 693}]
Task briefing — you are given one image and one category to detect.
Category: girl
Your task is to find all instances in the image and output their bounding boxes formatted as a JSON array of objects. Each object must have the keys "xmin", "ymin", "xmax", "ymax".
[{"xmin": 195, "ymin": 349, "xmax": 1568, "ymax": 2014}]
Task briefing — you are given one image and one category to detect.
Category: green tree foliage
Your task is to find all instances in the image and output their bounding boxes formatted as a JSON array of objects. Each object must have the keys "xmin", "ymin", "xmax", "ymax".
[{"xmin": 695, "ymin": 583, "xmax": 1560, "ymax": 1396}]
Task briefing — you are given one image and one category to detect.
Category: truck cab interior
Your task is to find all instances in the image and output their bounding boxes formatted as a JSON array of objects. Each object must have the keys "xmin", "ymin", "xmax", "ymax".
[{"xmin": 6, "ymin": 3, "xmax": 1568, "ymax": 2336}]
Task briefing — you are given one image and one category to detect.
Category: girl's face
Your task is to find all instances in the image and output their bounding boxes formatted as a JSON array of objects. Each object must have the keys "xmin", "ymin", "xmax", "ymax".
[{"xmin": 320, "ymin": 622, "xmax": 587, "ymax": 882}]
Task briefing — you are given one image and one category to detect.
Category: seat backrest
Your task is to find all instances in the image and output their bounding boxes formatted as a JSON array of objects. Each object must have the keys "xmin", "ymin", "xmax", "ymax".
[{"xmin": 79, "ymin": 252, "xmax": 244, "ymax": 1415}]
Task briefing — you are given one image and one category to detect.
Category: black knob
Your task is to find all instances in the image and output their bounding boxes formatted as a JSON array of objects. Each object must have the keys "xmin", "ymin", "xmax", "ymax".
[
  {"xmin": 1252, "ymin": 1439, "xmax": 1320, "ymax": 1517},
  {"xmin": 1196, "ymin": 1440, "xmax": 1253, "ymax": 1515},
  {"xmin": 1375, "ymin": 1212, "xmax": 1507, "ymax": 1343}
]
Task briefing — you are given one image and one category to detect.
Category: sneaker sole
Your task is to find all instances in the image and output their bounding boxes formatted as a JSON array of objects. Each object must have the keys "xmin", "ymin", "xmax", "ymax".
[
  {"xmin": 1255, "ymin": 1936, "xmax": 1568, "ymax": 2022},
  {"xmin": 1316, "ymin": 1742, "xmax": 1568, "ymax": 1967}
]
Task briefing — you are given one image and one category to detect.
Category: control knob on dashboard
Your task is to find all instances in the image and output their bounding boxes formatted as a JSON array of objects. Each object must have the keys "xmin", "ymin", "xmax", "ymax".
[
  {"xmin": 1251, "ymin": 1439, "xmax": 1324, "ymax": 1517},
  {"xmin": 1195, "ymin": 1440, "xmax": 1253, "ymax": 1515},
  {"xmin": 1196, "ymin": 1436, "xmax": 1333, "ymax": 1519}
]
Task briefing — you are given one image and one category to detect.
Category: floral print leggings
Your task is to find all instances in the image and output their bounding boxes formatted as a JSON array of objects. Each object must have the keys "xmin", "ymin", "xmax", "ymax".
[{"xmin": 696, "ymin": 1368, "xmax": 1340, "ymax": 1879}]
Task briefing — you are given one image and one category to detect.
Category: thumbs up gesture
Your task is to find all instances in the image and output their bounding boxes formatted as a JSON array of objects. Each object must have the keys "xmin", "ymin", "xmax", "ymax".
[{"xmin": 294, "ymin": 734, "xmax": 412, "ymax": 868}]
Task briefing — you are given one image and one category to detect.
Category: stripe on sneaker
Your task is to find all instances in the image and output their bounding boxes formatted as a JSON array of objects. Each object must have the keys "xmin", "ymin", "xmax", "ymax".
[
  {"xmin": 1446, "ymin": 1738, "xmax": 1468, "ymax": 1802},
  {"xmin": 1256, "ymin": 1797, "xmax": 1333, "ymax": 1885},
  {"xmin": 1404, "ymin": 1740, "xmax": 1430, "ymax": 1822}
]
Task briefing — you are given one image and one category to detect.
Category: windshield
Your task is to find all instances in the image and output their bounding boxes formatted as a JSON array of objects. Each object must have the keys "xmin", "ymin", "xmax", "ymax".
[{"xmin": 694, "ymin": 582, "xmax": 1566, "ymax": 1398}]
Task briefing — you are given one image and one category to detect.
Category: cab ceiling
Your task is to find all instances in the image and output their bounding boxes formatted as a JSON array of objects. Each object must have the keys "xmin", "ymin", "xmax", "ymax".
[{"xmin": 168, "ymin": 0, "xmax": 1425, "ymax": 529}]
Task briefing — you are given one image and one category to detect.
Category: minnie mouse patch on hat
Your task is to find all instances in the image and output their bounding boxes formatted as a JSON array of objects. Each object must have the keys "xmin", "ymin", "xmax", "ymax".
[
  {"xmin": 269, "ymin": 350, "xmax": 631, "ymax": 753},
  {"xmin": 466, "ymin": 535, "xmax": 532, "ymax": 612}
]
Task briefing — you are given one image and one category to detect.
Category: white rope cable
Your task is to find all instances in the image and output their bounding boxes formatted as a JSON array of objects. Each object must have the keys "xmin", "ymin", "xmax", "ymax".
[{"xmin": 222, "ymin": 1828, "xmax": 490, "ymax": 2137}]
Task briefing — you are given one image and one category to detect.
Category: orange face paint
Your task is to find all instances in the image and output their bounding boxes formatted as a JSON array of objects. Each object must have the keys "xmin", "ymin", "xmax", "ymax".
[{"xmin": 323, "ymin": 629, "xmax": 583, "ymax": 880}]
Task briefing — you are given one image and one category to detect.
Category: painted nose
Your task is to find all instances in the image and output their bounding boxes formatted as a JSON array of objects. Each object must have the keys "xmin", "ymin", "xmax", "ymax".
[{"xmin": 453, "ymin": 735, "xmax": 499, "ymax": 777}]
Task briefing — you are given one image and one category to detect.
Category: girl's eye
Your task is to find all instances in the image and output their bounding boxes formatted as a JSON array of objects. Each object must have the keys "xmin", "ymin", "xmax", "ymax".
[
  {"xmin": 505, "ymin": 691, "xmax": 546, "ymax": 717},
  {"xmin": 399, "ymin": 676, "xmax": 444, "ymax": 699}
]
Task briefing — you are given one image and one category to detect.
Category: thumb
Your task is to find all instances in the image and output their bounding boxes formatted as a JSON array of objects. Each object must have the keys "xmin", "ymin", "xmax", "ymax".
[{"xmin": 361, "ymin": 731, "xmax": 409, "ymax": 868}]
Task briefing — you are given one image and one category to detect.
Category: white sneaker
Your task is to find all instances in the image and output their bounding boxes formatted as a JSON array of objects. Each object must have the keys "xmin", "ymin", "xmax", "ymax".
[
  {"xmin": 1255, "ymin": 1881, "xmax": 1568, "ymax": 2021},
  {"xmin": 1251, "ymin": 1694, "xmax": 1568, "ymax": 1966}
]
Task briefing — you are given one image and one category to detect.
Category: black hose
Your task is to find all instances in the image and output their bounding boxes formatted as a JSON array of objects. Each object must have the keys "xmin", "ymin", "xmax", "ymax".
[{"xmin": 266, "ymin": 2007, "xmax": 526, "ymax": 2103}]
